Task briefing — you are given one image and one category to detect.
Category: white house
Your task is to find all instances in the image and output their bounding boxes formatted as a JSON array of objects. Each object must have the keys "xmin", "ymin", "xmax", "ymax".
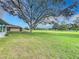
[
  {"xmin": 0, "ymin": 19, "xmax": 22, "ymax": 38},
  {"xmin": 0, "ymin": 19, "xmax": 7, "ymax": 38}
]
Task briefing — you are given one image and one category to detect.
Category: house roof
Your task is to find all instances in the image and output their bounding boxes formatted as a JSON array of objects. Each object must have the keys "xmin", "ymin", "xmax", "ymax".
[
  {"xmin": 6, "ymin": 24, "xmax": 22, "ymax": 28},
  {"xmin": 0, "ymin": 19, "xmax": 8, "ymax": 25},
  {"xmin": 0, "ymin": 19, "xmax": 22, "ymax": 28}
]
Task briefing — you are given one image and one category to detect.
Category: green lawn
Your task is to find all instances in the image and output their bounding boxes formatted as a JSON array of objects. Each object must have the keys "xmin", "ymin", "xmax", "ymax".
[{"xmin": 0, "ymin": 30, "xmax": 79, "ymax": 59}]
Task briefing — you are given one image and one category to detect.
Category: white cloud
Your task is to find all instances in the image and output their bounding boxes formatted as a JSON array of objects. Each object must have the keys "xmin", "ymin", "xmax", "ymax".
[{"xmin": 71, "ymin": 14, "xmax": 79, "ymax": 21}]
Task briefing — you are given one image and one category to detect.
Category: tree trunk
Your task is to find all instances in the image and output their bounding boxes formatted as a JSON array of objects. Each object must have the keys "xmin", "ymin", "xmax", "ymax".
[
  {"xmin": 29, "ymin": 27, "xmax": 32, "ymax": 33},
  {"xmin": 29, "ymin": 21, "xmax": 33, "ymax": 33},
  {"xmin": 29, "ymin": 25, "xmax": 36, "ymax": 33},
  {"xmin": 29, "ymin": 21, "xmax": 37, "ymax": 33}
]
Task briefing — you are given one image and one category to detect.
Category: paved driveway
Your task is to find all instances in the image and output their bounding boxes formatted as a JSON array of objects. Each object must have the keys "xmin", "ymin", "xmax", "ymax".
[{"xmin": 0, "ymin": 32, "xmax": 6, "ymax": 38}]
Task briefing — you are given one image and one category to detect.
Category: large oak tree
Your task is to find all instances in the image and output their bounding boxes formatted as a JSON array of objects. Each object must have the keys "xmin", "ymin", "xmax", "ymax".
[{"xmin": 0, "ymin": 0, "xmax": 79, "ymax": 32}]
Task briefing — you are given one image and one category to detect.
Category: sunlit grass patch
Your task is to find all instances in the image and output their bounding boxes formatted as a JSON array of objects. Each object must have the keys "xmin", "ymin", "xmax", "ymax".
[{"xmin": 0, "ymin": 30, "xmax": 79, "ymax": 59}]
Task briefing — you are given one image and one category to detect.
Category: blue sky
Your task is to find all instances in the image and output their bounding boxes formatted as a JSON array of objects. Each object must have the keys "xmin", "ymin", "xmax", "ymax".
[
  {"xmin": 2, "ymin": 12, "xmax": 29, "ymax": 28},
  {"xmin": 1, "ymin": 0, "xmax": 79, "ymax": 28}
]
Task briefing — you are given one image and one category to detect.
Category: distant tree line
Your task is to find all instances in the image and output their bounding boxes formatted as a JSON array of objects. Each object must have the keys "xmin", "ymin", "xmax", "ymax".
[
  {"xmin": 53, "ymin": 23, "xmax": 79, "ymax": 31},
  {"xmin": 53, "ymin": 17, "xmax": 79, "ymax": 31}
]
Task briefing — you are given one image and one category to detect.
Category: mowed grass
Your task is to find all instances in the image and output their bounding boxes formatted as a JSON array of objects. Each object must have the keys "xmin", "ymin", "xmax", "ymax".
[{"xmin": 0, "ymin": 30, "xmax": 79, "ymax": 59}]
